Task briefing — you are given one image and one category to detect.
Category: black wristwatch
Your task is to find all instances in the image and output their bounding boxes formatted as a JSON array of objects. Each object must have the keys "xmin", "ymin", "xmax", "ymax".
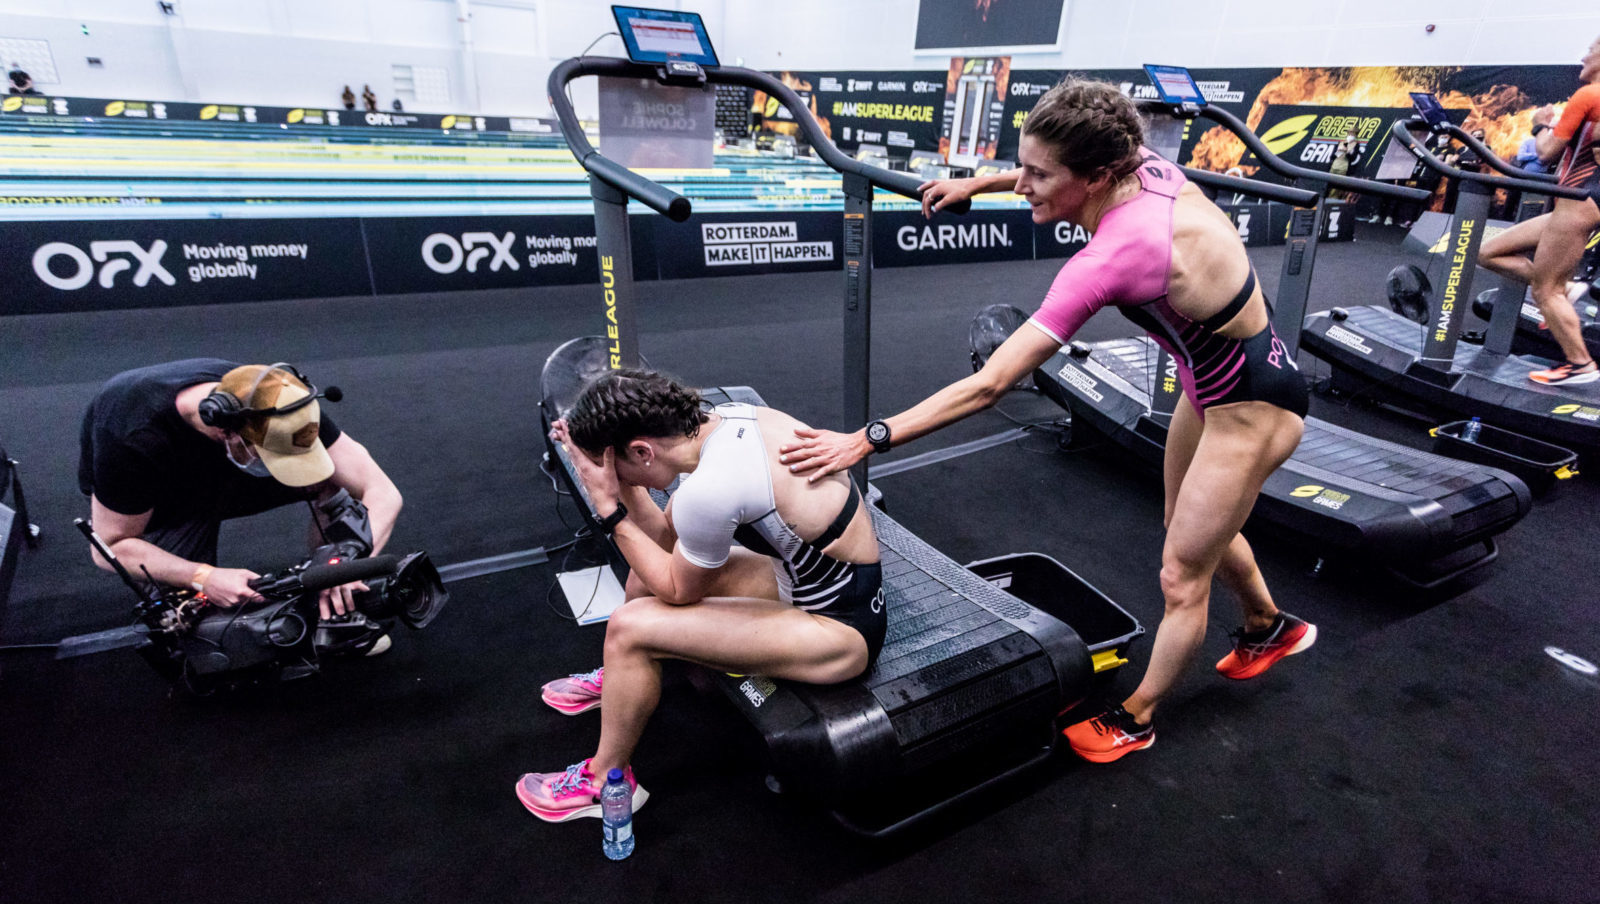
[
  {"xmin": 1532, "ymin": 123, "xmax": 1549, "ymax": 137},
  {"xmin": 597, "ymin": 502, "xmax": 628, "ymax": 535},
  {"xmin": 865, "ymin": 420, "xmax": 893, "ymax": 454}
]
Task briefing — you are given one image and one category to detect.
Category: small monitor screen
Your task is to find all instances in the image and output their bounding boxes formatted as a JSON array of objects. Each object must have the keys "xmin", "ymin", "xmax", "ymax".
[
  {"xmin": 1143, "ymin": 64, "xmax": 1206, "ymax": 106},
  {"xmin": 612, "ymin": 6, "xmax": 719, "ymax": 67},
  {"xmin": 1410, "ymin": 92, "xmax": 1449, "ymax": 127}
]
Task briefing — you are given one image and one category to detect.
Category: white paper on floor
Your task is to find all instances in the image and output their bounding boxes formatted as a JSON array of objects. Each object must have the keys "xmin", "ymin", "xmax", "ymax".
[{"xmin": 556, "ymin": 566, "xmax": 625, "ymax": 625}]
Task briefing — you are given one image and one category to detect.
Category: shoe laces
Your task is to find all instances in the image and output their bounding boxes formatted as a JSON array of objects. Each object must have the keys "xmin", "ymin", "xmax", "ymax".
[
  {"xmin": 1090, "ymin": 707, "xmax": 1128, "ymax": 736},
  {"xmin": 572, "ymin": 667, "xmax": 603, "ymax": 686},
  {"xmin": 549, "ymin": 762, "xmax": 594, "ymax": 798}
]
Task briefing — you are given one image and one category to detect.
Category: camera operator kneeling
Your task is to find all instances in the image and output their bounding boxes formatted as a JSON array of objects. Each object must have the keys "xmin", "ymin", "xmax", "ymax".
[{"xmin": 79, "ymin": 359, "xmax": 404, "ymax": 657}]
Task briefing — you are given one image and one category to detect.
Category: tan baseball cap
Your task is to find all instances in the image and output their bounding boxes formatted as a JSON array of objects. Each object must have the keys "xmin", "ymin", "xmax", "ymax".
[{"xmin": 216, "ymin": 364, "xmax": 334, "ymax": 487}]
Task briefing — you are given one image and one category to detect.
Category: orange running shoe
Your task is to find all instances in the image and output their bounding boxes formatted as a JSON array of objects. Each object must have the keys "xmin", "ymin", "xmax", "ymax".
[
  {"xmin": 1216, "ymin": 612, "xmax": 1317, "ymax": 680},
  {"xmin": 1528, "ymin": 359, "xmax": 1599, "ymax": 386},
  {"xmin": 1063, "ymin": 706, "xmax": 1155, "ymax": 763}
]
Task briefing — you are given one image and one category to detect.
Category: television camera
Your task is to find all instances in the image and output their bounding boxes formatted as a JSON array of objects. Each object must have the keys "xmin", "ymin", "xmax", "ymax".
[{"xmin": 50, "ymin": 490, "xmax": 448, "ymax": 695}]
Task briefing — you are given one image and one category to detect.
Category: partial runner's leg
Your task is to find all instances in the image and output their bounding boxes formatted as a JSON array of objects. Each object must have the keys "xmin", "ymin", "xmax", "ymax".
[{"xmin": 1126, "ymin": 401, "xmax": 1303, "ymax": 725}]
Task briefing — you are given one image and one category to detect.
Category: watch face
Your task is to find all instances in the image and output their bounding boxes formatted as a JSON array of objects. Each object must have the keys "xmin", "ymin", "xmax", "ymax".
[{"xmin": 867, "ymin": 422, "xmax": 889, "ymax": 443}]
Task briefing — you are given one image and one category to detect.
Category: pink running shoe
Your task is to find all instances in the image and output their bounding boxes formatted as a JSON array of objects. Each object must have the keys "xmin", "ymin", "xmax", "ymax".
[
  {"xmin": 541, "ymin": 667, "xmax": 603, "ymax": 715},
  {"xmin": 515, "ymin": 759, "xmax": 648, "ymax": 822}
]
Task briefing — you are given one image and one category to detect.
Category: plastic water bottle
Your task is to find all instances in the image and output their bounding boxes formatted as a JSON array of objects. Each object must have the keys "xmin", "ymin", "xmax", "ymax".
[
  {"xmin": 600, "ymin": 768, "xmax": 635, "ymax": 861},
  {"xmin": 1461, "ymin": 417, "xmax": 1482, "ymax": 443}
]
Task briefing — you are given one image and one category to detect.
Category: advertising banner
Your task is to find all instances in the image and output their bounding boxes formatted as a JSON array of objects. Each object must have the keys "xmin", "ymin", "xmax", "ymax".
[
  {"xmin": 1033, "ymin": 218, "xmax": 1094, "ymax": 260},
  {"xmin": 939, "ymin": 57, "xmax": 1011, "ymax": 165},
  {"xmin": 652, "ymin": 211, "xmax": 840, "ymax": 280},
  {"xmin": 3, "ymin": 218, "xmax": 369, "ymax": 315},
  {"xmin": 875, "ymin": 208, "xmax": 1035, "ymax": 268},
  {"xmin": 362, "ymin": 215, "xmax": 604, "ymax": 295},
  {"xmin": 809, "ymin": 72, "xmax": 944, "ymax": 154}
]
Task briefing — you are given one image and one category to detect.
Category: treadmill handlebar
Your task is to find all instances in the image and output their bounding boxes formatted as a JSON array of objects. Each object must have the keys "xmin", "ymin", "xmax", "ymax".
[
  {"xmin": 1392, "ymin": 118, "xmax": 1587, "ymax": 200},
  {"xmin": 547, "ymin": 57, "xmax": 969, "ymax": 218},
  {"xmin": 1140, "ymin": 101, "xmax": 1431, "ymax": 203},
  {"xmin": 1180, "ymin": 165, "xmax": 1320, "ymax": 206}
]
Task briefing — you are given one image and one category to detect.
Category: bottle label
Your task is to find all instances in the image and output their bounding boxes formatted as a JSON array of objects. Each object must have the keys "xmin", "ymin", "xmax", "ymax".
[{"xmin": 614, "ymin": 822, "xmax": 632, "ymax": 843}]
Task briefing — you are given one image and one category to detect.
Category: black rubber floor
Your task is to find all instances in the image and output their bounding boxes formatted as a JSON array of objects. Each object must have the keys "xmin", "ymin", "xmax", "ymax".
[{"xmin": 2, "ymin": 223, "xmax": 1596, "ymax": 903}]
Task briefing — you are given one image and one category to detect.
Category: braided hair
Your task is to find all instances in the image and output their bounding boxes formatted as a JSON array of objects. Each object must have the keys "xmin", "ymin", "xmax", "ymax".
[
  {"xmin": 566, "ymin": 368, "xmax": 709, "ymax": 454},
  {"xmin": 1021, "ymin": 77, "xmax": 1144, "ymax": 180}
]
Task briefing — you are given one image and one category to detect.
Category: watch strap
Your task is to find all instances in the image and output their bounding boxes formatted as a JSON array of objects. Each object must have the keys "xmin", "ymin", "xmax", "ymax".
[{"xmin": 597, "ymin": 502, "xmax": 628, "ymax": 534}]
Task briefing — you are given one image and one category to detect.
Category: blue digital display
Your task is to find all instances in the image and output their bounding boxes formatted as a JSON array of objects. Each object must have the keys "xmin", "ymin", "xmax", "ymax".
[
  {"xmin": 612, "ymin": 6, "xmax": 719, "ymax": 68},
  {"xmin": 1143, "ymin": 64, "xmax": 1206, "ymax": 106},
  {"xmin": 1410, "ymin": 92, "xmax": 1449, "ymax": 127}
]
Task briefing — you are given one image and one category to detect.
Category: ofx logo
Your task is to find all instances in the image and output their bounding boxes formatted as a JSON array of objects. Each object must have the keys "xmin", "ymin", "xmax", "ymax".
[
  {"xmin": 33, "ymin": 241, "xmax": 176, "ymax": 290},
  {"xmin": 421, "ymin": 232, "xmax": 519, "ymax": 274}
]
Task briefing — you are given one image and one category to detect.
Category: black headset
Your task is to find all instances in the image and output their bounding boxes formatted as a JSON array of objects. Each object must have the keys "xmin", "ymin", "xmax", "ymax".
[{"xmin": 197, "ymin": 362, "xmax": 342, "ymax": 432}]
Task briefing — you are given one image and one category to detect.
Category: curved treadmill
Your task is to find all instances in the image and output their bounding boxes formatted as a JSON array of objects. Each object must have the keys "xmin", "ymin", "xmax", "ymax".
[
  {"xmin": 1040, "ymin": 337, "xmax": 1530, "ymax": 583},
  {"xmin": 1302, "ymin": 119, "xmax": 1600, "ymax": 450}
]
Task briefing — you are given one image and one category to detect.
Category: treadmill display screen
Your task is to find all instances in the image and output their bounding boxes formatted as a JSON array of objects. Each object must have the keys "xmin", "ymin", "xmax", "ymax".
[
  {"xmin": 1410, "ymin": 92, "xmax": 1449, "ymax": 127},
  {"xmin": 1143, "ymin": 64, "xmax": 1206, "ymax": 107},
  {"xmin": 612, "ymin": 6, "xmax": 719, "ymax": 68}
]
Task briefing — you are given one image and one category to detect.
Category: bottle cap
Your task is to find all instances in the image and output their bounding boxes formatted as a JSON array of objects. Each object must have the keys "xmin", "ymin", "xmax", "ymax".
[{"xmin": 608, "ymin": 768, "xmax": 624, "ymax": 782}]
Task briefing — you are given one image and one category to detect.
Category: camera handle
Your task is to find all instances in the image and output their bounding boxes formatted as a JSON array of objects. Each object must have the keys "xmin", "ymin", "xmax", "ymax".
[{"xmin": 3, "ymin": 447, "xmax": 40, "ymax": 547}]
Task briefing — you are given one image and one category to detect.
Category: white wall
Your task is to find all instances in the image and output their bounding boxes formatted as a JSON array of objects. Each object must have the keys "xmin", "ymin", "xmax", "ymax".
[{"xmin": 0, "ymin": 0, "xmax": 1596, "ymax": 118}]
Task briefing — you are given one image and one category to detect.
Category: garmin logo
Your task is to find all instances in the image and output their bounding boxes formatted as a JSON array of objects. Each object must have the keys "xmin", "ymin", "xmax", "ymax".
[
  {"xmin": 876, "ymin": 80, "xmax": 906, "ymax": 92},
  {"xmin": 422, "ymin": 232, "xmax": 519, "ymax": 274},
  {"xmin": 32, "ymin": 240, "xmax": 176, "ymax": 290},
  {"xmin": 897, "ymin": 223, "xmax": 1011, "ymax": 251},
  {"xmin": 1053, "ymin": 222, "xmax": 1092, "ymax": 245},
  {"xmin": 913, "ymin": 80, "xmax": 942, "ymax": 94}
]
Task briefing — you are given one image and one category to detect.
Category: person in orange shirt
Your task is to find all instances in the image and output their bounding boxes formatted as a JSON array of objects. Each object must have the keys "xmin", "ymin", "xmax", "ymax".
[{"xmin": 1481, "ymin": 35, "xmax": 1600, "ymax": 385}]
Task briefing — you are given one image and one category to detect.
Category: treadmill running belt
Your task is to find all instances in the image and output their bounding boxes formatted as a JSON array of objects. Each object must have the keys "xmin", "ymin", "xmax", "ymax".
[{"xmin": 1340, "ymin": 306, "xmax": 1600, "ymax": 401}]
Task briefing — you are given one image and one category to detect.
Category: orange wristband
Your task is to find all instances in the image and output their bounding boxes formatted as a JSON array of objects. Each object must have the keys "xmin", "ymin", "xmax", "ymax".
[{"xmin": 190, "ymin": 563, "xmax": 213, "ymax": 592}]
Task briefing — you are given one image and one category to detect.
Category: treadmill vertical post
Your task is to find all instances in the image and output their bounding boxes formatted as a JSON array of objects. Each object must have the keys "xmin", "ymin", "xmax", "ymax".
[
  {"xmin": 842, "ymin": 171, "xmax": 874, "ymax": 489},
  {"xmin": 1417, "ymin": 180, "xmax": 1492, "ymax": 372},
  {"xmin": 591, "ymin": 177, "xmax": 641, "ymax": 370},
  {"xmin": 1271, "ymin": 187, "xmax": 1328, "ymax": 360}
]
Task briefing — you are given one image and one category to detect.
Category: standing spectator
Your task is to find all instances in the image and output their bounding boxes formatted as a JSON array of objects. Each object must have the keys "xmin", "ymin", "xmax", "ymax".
[
  {"xmin": 341, "ymin": 85, "xmax": 356, "ymax": 110},
  {"xmin": 1328, "ymin": 129, "xmax": 1363, "ymax": 201},
  {"xmin": 362, "ymin": 84, "xmax": 378, "ymax": 113},
  {"xmin": 8, "ymin": 63, "xmax": 39, "ymax": 95}
]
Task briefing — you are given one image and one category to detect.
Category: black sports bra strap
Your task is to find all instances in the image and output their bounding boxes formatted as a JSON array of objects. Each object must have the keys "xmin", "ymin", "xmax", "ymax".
[
  {"xmin": 811, "ymin": 478, "xmax": 861, "ymax": 550},
  {"xmin": 1199, "ymin": 268, "xmax": 1256, "ymax": 333}
]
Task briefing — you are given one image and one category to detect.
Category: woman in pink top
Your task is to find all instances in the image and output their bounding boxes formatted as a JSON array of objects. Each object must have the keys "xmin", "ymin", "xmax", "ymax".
[{"xmin": 780, "ymin": 78, "xmax": 1315, "ymax": 763}]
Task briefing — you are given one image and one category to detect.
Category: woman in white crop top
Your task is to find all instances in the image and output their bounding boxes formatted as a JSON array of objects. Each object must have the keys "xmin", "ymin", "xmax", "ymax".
[{"xmin": 515, "ymin": 369, "xmax": 884, "ymax": 824}]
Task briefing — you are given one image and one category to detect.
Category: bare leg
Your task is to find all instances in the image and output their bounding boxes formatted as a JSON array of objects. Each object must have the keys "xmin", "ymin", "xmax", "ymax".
[
  {"xmin": 1163, "ymin": 397, "xmax": 1279, "ymax": 632},
  {"xmin": 1480, "ymin": 213, "xmax": 1548, "ymax": 285},
  {"xmin": 590, "ymin": 594, "xmax": 867, "ymax": 777},
  {"xmin": 1126, "ymin": 401, "xmax": 1303, "ymax": 725},
  {"xmin": 1530, "ymin": 199, "xmax": 1600, "ymax": 364}
]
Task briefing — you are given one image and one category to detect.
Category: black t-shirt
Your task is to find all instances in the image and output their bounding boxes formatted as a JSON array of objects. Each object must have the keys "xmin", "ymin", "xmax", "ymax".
[{"xmin": 78, "ymin": 358, "xmax": 341, "ymax": 521}]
